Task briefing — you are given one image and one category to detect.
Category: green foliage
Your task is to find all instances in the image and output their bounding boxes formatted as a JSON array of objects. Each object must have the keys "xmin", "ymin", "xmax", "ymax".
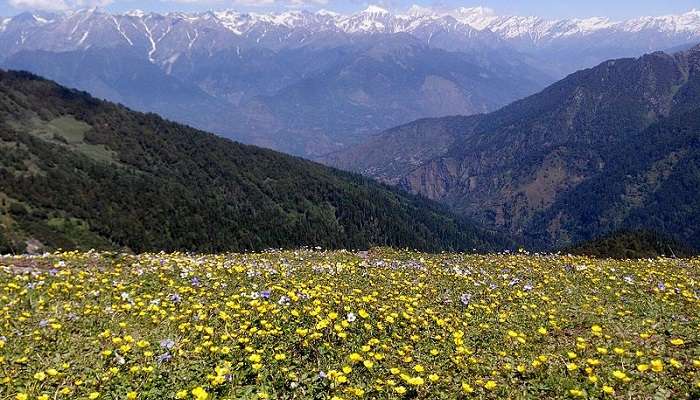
[
  {"xmin": 532, "ymin": 107, "xmax": 700, "ymax": 250},
  {"xmin": 7, "ymin": 201, "xmax": 27, "ymax": 216},
  {"xmin": 0, "ymin": 229, "xmax": 11, "ymax": 254},
  {"xmin": 43, "ymin": 116, "xmax": 92, "ymax": 143},
  {"xmin": 333, "ymin": 48, "xmax": 700, "ymax": 253},
  {"xmin": 563, "ymin": 230, "xmax": 695, "ymax": 259},
  {"xmin": 0, "ymin": 70, "xmax": 506, "ymax": 253}
]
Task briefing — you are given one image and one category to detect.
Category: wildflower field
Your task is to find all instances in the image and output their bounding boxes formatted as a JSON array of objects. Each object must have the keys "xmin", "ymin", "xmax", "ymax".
[{"xmin": 0, "ymin": 249, "xmax": 698, "ymax": 399}]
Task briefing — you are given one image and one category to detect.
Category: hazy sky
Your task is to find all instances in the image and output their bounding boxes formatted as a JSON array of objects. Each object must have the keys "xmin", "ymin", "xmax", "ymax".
[{"xmin": 1, "ymin": 0, "xmax": 698, "ymax": 19}]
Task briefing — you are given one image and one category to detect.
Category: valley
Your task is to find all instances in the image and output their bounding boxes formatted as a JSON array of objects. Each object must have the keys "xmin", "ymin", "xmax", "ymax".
[
  {"xmin": 330, "ymin": 44, "xmax": 700, "ymax": 250},
  {"xmin": 2, "ymin": 7, "xmax": 699, "ymax": 157},
  {"xmin": 0, "ymin": 70, "xmax": 505, "ymax": 254}
]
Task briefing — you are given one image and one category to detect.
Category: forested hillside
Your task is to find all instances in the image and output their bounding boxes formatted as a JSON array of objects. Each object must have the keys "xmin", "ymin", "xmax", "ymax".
[
  {"xmin": 0, "ymin": 70, "xmax": 505, "ymax": 254},
  {"xmin": 331, "ymin": 45, "xmax": 700, "ymax": 250},
  {"xmin": 564, "ymin": 230, "xmax": 695, "ymax": 259}
]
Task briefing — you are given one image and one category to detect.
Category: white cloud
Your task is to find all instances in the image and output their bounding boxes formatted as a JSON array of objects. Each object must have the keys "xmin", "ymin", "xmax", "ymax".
[
  {"xmin": 9, "ymin": 0, "xmax": 69, "ymax": 10},
  {"xmin": 234, "ymin": 0, "xmax": 276, "ymax": 6},
  {"xmin": 8, "ymin": 0, "xmax": 327, "ymax": 11},
  {"xmin": 76, "ymin": 0, "xmax": 113, "ymax": 6},
  {"xmin": 9, "ymin": 0, "xmax": 113, "ymax": 11},
  {"xmin": 159, "ymin": 0, "xmax": 329, "ymax": 8},
  {"xmin": 161, "ymin": 0, "xmax": 220, "ymax": 3},
  {"xmin": 288, "ymin": 0, "xmax": 328, "ymax": 7},
  {"xmin": 161, "ymin": 0, "xmax": 278, "ymax": 6}
]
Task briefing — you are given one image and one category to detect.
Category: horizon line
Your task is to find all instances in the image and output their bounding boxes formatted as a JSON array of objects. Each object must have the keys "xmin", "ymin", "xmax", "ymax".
[{"xmin": 3, "ymin": 4, "xmax": 700, "ymax": 22}]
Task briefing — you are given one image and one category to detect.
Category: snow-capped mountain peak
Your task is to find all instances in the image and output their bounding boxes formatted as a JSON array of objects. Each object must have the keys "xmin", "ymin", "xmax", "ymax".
[
  {"xmin": 450, "ymin": 6, "xmax": 498, "ymax": 29},
  {"xmin": 363, "ymin": 5, "xmax": 390, "ymax": 16},
  {"xmin": 3, "ymin": 6, "xmax": 699, "ymax": 40},
  {"xmin": 337, "ymin": 5, "xmax": 395, "ymax": 33},
  {"xmin": 0, "ymin": 5, "xmax": 698, "ymax": 72},
  {"xmin": 620, "ymin": 9, "xmax": 700, "ymax": 34},
  {"xmin": 569, "ymin": 17, "xmax": 614, "ymax": 33},
  {"xmin": 316, "ymin": 9, "xmax": 340, "ymax": 17},
  {"xmin": 125, "ymin": 9, "xmax": 146, "ymax": 18},
  {"xmin": 404, "ymin": 5, "xmax": 435, "ymax": 17}
]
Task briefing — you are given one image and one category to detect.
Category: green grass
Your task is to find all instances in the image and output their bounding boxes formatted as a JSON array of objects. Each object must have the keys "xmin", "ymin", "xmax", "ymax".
[
  {"xmin": 45, "ymin": 116, "xmax": 91, "ymax": 143},
  {"xmin": 15, "ymin": 116, "xmax": 120, "ymax": 165}
]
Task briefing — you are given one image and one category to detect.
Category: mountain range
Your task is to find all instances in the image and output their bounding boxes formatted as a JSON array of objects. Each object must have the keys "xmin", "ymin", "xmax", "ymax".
[
  {"xmin": 1, "ymin": 7, "xmax": 699, "ymax": 157},
  {"xmin": 2, "ymin": 6, "xmax": 699, "ymax": 68},
  {"xmin": 329, "ymin": 44, "xmax": 700, "ymax": 250},
  {"xmin": 0, "ymin": 70, "xmax": 505, "ymax": 254}
]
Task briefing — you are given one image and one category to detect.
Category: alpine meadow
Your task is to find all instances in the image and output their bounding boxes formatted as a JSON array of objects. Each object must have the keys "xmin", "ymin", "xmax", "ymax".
[{"xmin": 0, "ymin": 1, "xmax": 699, "ymax": 399}]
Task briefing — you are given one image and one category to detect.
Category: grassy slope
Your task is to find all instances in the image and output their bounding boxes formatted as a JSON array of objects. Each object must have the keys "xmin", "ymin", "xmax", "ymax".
[{"xmin": 0, "ymin": 250, "xmax": 698, "ymax": 398}]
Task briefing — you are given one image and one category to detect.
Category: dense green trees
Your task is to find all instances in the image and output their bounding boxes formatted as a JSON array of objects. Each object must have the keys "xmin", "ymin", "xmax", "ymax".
[
  {"xmin": 0, "ymin": 70, "xmax": 506, "ymax": 253},
  {"xmin": 565, "ymin": 230, "xmax": 694, "ymax": 259},
  {"xmin": 331, "ymin": 48, "xmax": 700, "ymax": 253}
]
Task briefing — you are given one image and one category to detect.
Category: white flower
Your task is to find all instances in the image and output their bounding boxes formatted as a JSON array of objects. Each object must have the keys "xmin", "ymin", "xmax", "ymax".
[{"xmin": 346, "ymin": 312, "xmax": 357, "ymax": 323}]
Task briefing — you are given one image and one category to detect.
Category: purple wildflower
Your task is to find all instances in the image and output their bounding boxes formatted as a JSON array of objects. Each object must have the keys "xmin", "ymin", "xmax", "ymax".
[
  {"xmin": 157, "ymin": 352, "xmax": 172, "ymax": 363},
  {"xmin": 278, "ymin": 296, "xmax": 291, "ymax": 306}
]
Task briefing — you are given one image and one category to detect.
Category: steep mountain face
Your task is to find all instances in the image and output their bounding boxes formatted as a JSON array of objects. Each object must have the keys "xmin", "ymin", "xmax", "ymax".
[
  {"xmin": 452, "ymin": 7, "xmax": 700, "ymax": 76},
  {"xmin": 0, "ymin": 7, "xmax": 552, "ymax": 157},
  {"xmin": 0, "ymin": 70, "xmax": 506, "ymax": 254},
  {"xmin": 330, "ymin": 45, "xmax": 700, "ymax": 249},
  {"xmin": 234, "ymin": 36, "xmax": 544, "ymax": 156},
  {"xmin": 531, "ymin": 106, "xmax": 700, "ymax": 248},
  {"xmin": 2, "ymin": 7, "xmax": 698, "ymax": 157},
  {"xmin": 327, "ymin": 115, "xmax": 482, "ymax": 185}
]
